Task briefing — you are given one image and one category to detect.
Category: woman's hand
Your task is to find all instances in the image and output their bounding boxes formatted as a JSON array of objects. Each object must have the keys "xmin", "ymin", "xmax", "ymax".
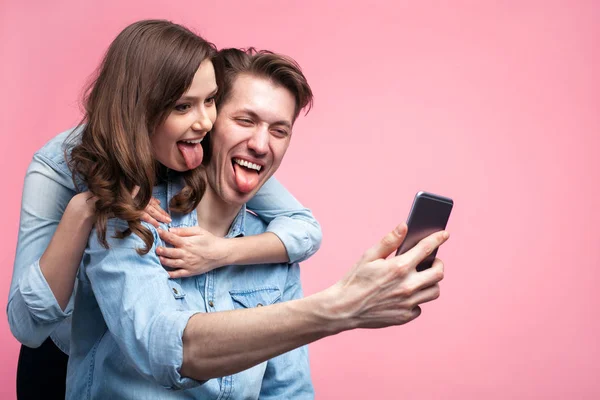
[
  {"xmin": 156, "ymin": 227, "xmax": 231, "ymax": 278},
  {"xmin": 140, "ymin": 198, "xmax": 172, "ymax": 228},
  {"xmin": 130, "ymin": 185, "xmax": 172, "ymax": 228}
]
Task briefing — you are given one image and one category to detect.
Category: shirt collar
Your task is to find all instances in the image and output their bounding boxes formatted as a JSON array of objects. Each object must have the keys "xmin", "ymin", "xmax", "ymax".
[{"xmin": 225, "ymin": 204, "xmax": 247, "ymax": 238}]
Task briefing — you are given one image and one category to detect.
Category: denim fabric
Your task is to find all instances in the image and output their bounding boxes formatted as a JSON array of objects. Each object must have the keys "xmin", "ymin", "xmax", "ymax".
[
  {"xmin": 8, "ymin": 128, "xmax": 322, "ymax": 355},
  {"xmin": 66, "ymin": 177, "xmax": 314, "ymax": 399}
]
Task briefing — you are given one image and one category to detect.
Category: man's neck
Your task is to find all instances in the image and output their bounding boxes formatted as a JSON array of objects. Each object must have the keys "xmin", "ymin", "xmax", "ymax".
[{"xmin": 196, "ymin": 186, "xmax": 242, "ymax": 238}]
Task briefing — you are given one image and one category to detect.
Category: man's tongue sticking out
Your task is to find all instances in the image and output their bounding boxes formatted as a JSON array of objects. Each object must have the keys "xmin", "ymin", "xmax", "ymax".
[
  {"xmin": 177, "ymin": 142, "xmax": 204, "ymax": 170},
  {"xmin": 233, "ymin": 162, "xmax": 260, "ymax": 193}
]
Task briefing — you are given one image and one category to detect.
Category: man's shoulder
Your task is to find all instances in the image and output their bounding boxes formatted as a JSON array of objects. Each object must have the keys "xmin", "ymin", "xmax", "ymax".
[
  {"xmin": 243, "ymin": 209, "xmax": 269, "ymax": 236},
  {"xmin": 89, "ymin": 219, "xmax": 160, "ymax": 252}
]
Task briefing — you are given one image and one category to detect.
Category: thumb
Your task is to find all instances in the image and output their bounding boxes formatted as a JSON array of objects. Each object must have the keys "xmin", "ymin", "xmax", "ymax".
[{"xmin": 361, "ymin": 223, "xmax": 407, "ymax": 262}]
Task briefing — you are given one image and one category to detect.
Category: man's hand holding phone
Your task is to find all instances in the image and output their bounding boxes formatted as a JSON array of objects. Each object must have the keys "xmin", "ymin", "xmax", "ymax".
[{"xmin": 325, "ymin": 224, "xmax": 448, "ymax": 331}]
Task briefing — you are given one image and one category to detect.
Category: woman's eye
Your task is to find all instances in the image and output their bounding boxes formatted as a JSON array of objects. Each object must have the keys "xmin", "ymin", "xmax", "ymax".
[
  {"xmin": 205, "ymin": 97, "xmax": 215, "ymax": 105},
  {"xmin": 174, "ymin": 104, "xmax": 191, "ymax": 112}
]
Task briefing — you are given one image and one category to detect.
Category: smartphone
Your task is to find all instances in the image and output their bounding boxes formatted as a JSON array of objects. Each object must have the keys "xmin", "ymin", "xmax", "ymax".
[{"xmin": 395, "ymin": 191, "xmax": 453, "ymax": 271}]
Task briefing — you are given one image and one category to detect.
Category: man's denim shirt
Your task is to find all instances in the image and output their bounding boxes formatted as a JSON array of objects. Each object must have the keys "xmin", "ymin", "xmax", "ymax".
[
  {"xmin": 8, "ymin": 128, "xmax": 322, "ymax": 356},
  {"xmin": 66, "ymin": 176, "xmax": 314, "ymax": 399}
]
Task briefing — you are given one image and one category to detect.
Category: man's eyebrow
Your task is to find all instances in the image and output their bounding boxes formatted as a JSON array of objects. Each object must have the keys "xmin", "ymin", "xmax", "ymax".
[{"xmin": 239, "ymin": 108, "xmax": 292, "ymax": 129}]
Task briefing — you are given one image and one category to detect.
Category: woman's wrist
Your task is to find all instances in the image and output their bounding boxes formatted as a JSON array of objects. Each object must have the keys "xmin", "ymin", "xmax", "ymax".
[
  {"xmin": 220, "ymin": 234, "xmax": 289, "ymax": 267},
  {"xmin": 220, "ymin": 237, "xmax": 237, "ymax": 266}
]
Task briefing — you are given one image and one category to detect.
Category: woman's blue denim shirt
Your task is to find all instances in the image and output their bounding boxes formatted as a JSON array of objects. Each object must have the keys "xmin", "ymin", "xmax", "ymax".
[
  {"xmin": 65, "ymin": 177, "xmax": 314, "ymax": 399},
  {"xmin": 8, "ymin": 128, "xmax": 322, "ymax": 355}
]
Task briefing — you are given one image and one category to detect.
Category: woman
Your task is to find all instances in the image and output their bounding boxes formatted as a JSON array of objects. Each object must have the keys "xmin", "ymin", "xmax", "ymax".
[{"xmin": 8, "ymin": 20, "xmax": 321, "ymax": 399}]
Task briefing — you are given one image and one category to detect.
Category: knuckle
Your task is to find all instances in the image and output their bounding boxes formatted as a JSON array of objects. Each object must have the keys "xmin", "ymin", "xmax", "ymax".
[
  {"xmin": 403, "ymin": 298, "xmax": 417, "ymax": 310},
  {"xmin": 397, "ymin": 282, "xmax": 416, "ymax": 298},
  {"xmin": 405, "ymin": 282, "xmax": 418, "ymax": 296},
  {"xmin": 432, "ymin": 285, "xmax": 441, "ymax": 300},
  {"xmin": 358, "ymin": 252, "xmax": 370, "ymax": 264},
  {"xmin": 422, "ymin": 244, "xmax": 433, "ymax": 256},
  {"xmin": 430, "ymin": 267, "xmax": 444, "ymax": 282},
  {"xmin": 395, "ymin": 285, "xmax": 408, "ymax": 298},
  {"xmin": 401, "ymin": 309, "xmax": 415, "ymax": 322},
  {"xmin": 381, "ymin": 235, "xmax": 396, "ymax": 248},
  {"xmin": 437, "ymin": 259, "xmax": 445, "ymax": 271},
  {"xmin": 437, "ymin": 231, "xmax": 447, "ymax": 243},
  {"xmin": 435, "ymin": 269, "xmax": 444, "ymax": 282},
  {"xmin": 394, "ymin": 259, "xmax": 410, "ymax": 274}
]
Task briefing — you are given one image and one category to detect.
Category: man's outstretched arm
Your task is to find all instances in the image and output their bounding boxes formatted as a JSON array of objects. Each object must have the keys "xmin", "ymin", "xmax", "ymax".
[{"xmin": 181, "ymin": 224, "xmax": 448, "ymax": 380}]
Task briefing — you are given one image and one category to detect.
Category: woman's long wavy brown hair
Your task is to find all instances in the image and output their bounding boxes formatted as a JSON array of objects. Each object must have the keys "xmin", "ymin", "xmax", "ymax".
[{"xmin": 68, "ymin": 20, "xmax": 216, "ymax": 254}]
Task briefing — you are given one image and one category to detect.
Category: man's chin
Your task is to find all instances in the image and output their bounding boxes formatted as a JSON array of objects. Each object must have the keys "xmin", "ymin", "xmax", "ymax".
[
  {"xmin": 227, "ymin": 185, "xmax": 262, "ymax": 205},
  {"xmin": 219, "ymin": 186, "xmax": 252, "ymax": 207}
]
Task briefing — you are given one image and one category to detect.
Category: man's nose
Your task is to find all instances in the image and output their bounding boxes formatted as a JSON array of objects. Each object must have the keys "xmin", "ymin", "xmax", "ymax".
[{"xmin": 247, "ymin": 126, "xmax": 269, "ymax": 155}]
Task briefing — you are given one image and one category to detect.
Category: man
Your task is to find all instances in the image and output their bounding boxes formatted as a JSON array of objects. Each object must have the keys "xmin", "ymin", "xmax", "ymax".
[{"xmin": 66, "ymin": 48, "xmax": 447, "ymax": 398}]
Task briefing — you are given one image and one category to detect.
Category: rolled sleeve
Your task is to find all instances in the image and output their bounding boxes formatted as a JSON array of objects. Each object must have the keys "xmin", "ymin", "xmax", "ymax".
[
  {"xmin": 265, "ymin": 216, "xmax": 314, "ymax": 263},
  {"xmin": 8, "ymin": 260, "xmax": 72, "ymax": 348},
  {"xmin": 149, "ymin": 309, "xmax": 203, "ymax": 390},
  {"xmin": 248, "ymin": 176, "xmax": 322, "ymax": 263},
  {"xmin": 19, "ymin": 260, "xmax": 72, "ymax": 323}
]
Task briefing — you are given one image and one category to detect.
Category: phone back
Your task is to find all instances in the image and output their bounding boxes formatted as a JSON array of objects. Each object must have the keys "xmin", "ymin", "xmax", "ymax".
[{"xmin": 396, "ymin": 192, "xmax": 453, "ymax": 271}]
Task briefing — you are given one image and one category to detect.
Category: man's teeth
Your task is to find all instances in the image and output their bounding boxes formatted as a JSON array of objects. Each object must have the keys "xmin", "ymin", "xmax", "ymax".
[
  {"xmin": 181, "ymin": 138, "xmax": 203, "ymax": 144},
  {"xmin": 234, "ymin": 158, "xmax": 262, "ymax": 172}
]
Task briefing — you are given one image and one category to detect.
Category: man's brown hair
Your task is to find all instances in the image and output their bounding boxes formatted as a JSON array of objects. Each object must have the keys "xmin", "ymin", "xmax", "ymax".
[{"xmin": 213, "ymin": 47, "xmax": 313, "ymax": 121}]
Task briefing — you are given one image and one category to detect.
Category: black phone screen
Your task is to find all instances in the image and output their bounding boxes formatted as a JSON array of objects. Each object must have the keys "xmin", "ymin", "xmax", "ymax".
[{"xmin": 395, "ymin": 192, "xmax": 453, "ymax": 271}]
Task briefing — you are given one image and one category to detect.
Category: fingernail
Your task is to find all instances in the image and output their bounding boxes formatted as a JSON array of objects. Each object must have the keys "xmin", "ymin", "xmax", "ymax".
[{"xmin": 442, "ymin": 231, "xmax": 449, "ymax": 239}]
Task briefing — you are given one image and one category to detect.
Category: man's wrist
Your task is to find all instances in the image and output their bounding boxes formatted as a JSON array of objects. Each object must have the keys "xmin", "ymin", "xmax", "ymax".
[{"xmin": 305, "ymin": 285, "xmax": 357, "ymax": 336}]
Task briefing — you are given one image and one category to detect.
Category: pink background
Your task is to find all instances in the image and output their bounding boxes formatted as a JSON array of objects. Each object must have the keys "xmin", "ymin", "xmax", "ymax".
[{"xmin": 1, "ymin": 1, "xmax": 599, "ymax": 398}]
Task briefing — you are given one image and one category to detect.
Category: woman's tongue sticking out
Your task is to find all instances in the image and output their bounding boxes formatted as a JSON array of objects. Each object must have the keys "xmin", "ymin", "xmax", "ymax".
[{"xmin": 177, "ymin": 141, "xmax": 204, "ymax": 170}]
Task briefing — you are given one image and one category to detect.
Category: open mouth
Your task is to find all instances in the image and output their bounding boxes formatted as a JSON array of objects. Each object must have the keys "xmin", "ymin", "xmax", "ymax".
[
  {"xmin": 176, "ymin": 138, "xmax": 204, "ymax": 170},
  {"xmin": 180, "ymin": 138, "xmax": 204, "ymax": 145},
  {"xmin": 231, "ymin": 157, "xmax": 264, "ymax": 193},
  {"xmin": 233, "ymin": 158, "xmax": 262, "ymax": 172}
]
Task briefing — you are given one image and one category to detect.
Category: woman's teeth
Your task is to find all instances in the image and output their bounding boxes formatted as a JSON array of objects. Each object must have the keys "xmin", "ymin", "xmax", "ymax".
[
  {"xmin": 234, "ymin": 158, "xmax": 262, "ymax": 172},
  {"xmin": 181, "ymin": 138, "xmax": 203, "ymax": 144}
]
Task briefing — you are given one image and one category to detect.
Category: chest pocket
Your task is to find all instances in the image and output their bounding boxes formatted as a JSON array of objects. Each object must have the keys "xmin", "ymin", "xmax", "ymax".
[{"xmin": 229, "ymin": 287, "xmax": 281, "ymax": 309}]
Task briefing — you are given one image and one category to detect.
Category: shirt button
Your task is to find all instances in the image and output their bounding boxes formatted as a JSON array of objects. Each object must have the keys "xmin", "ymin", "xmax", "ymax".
[
  {"xmin": 208, "ymin": 301, "xmax": 214, "ymax": 307},
  {"xmin": 256, "ymin": 303, "xmax": 263, "ymax": 307},
  {"xmin": 172, "ymin": 288, "xmax": 178, "ymax": 295}
]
